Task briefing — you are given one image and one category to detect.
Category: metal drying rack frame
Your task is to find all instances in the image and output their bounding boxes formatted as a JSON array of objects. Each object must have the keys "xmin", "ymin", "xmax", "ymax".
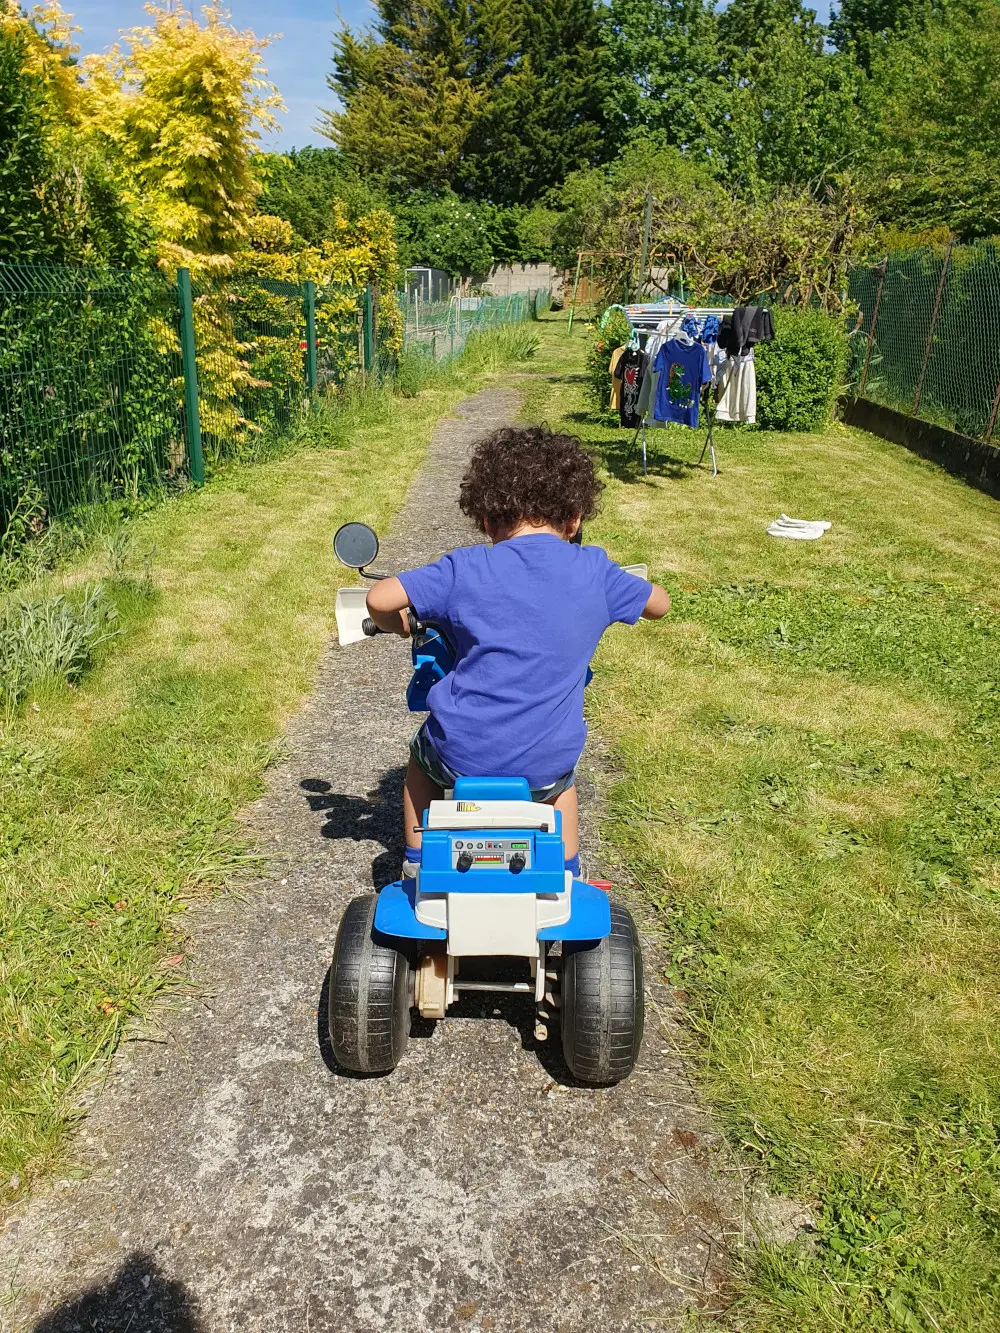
[{"xmin": 624, "ymin": 300, "xmax": 728, "ymax": 477}]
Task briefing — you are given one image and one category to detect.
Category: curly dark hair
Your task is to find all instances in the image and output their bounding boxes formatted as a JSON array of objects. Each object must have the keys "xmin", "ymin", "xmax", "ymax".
[{"xmin": 459, "ymin": 424, "xmax": 604, "ymax": 534}]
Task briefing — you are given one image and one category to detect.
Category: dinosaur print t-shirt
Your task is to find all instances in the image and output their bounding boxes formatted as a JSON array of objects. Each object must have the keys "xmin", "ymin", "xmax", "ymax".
[{"xmin": 653, "ymin": 339, "xmax": 711, "ymax": 428}]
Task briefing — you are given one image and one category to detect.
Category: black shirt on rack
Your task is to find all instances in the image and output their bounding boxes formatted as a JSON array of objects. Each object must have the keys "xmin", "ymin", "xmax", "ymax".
[
  {"xmin": 718, "ymin": 307, "xmax": 774, "ymax": 357},
  {"xmin": 613, "ymin": 347, "xmax": 649, "ymax": 428}
]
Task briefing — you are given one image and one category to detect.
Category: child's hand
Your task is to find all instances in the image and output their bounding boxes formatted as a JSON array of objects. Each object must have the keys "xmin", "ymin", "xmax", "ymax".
[{"xmin": 366, "ymin": 577, "xmax": 413, "ymax": 636}]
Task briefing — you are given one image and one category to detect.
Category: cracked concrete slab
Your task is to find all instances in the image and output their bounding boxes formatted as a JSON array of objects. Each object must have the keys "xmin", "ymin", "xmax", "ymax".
[{"xmin": 0, "ymin": 388, "xmax": 748, "ymax": 1333}]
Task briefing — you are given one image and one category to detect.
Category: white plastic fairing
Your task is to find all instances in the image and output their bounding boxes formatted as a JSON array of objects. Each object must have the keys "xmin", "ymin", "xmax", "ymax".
[
  {"xmin": 335, "ymin": 586, "xmax": 372, "ymax": 646},
  {"xmin": 417, "ymin": 872, "xmax": 572, "ymax": 955},
  {"xmin": 414, "ymin": 891, "xmax": 447, "ymax": 929},
  {"xmin": 447, "ymin": 892, "xmax": 538, "ymax": 956},
  {"xmin": 426, "ymin": 799, "xmax": 557, "ymax": 832}
]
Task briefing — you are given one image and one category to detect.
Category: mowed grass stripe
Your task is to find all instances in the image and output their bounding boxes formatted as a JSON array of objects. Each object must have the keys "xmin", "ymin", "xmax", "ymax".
[{"xmin": 519, "ymin": 317, "xmax": 1000, "ymax": 1331}]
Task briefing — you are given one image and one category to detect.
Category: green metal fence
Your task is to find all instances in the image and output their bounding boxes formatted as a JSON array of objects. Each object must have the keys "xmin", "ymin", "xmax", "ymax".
[
  {"xmin": 0, "ymin": 264, "xmax": 549, "ymax": 537},
  {"xmin": 400, "ymin": 288, "xmax": 550, "ymax": 364},
  {"xmin": 848, "ymin": 241, "xmax": 1000, "ymax": 443},
  {"xmin": 0, "ymin": 261, "xmax": 369, "ymax": 534},
  {"xmin": 0, "ymin": 262, "xmax": 186, "ymax": 528}
]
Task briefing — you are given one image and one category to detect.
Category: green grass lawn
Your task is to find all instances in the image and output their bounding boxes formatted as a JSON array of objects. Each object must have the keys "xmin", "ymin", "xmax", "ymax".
[
  {"xmin": 522, "ymin": 315, "xmax": 1000, "ymax": 1330},
  {"xmin": 0, "ymin": 350, "xmax": 523, "ymax": 1204}
]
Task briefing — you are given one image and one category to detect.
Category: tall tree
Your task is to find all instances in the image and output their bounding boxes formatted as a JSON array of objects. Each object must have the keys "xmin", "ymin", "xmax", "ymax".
[
  {"xmin": 864, "ymin": 0, "xmax": 1000, "ymax": 237},
  {"xmin": 457, "ymin": 0, "xmax": 615, "ymax": 204},
  {"xmin": 83, "ymin": 3, "xmax": 282, "ymax": 268},
  {"xmin": 716, "ymin": 0, "xmax": 864, "ymax": 191},
  {"xmin": 829, "ymin": 0, "xmax": 924, "ymax": 66},
  {"xmin": 256, "ymin": 147, "xmax": 387, "ymax": 244},
  {"xmin": 0, "ymin": 21, "xmax": 54, "ymax": 260},
  {"xmin": 600, "ymin": 0, "xmax": 723, "ymax": 158},
  {"xmin": 323, "ymin": 0, "xmax": 612, "ymax": 203},
  {"xmin": 0, "ymin": 2, "xmax": 146, "ymax": 263}
]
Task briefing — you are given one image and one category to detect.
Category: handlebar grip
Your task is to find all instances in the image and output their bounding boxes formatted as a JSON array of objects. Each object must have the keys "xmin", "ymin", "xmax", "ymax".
[{"xmin": 362, "ymin": 610, "xmax": 421, "ymax": 637}]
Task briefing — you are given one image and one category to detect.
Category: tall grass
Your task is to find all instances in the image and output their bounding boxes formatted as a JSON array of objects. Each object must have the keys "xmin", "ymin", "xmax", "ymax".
[{"xmin": 461, "ymin": 324, "xmax": 541, "ymax": 372}]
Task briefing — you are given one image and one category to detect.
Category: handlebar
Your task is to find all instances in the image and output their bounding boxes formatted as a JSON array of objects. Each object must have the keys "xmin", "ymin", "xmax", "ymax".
[{"xmin": 362, "ymin": 608, "xmax": 422, "ymax": 637}]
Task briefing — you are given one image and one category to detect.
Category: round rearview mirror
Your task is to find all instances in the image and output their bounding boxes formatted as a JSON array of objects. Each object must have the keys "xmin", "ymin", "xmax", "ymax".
[{"xmin": 333, "ymin": 521, "xmax": 380, "ymax": 570}]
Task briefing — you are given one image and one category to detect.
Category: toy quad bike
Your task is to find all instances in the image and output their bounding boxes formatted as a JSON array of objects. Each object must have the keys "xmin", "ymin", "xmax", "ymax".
[{"xmin": 327, "ymin": 522, "xmax": 645, "ymax": 1085}]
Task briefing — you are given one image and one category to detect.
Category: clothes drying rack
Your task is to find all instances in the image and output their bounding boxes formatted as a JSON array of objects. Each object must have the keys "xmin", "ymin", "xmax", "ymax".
[
  {"xmin": 627, "ymin": 393, "xmax": 718, "ymax": 477},
  {"xmin": 622, "ymin": 300, "xmax": 728, "ymax": 476}
]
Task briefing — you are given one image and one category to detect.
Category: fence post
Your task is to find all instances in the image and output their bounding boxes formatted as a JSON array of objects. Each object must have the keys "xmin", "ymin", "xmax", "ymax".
[
  {"xmin": 567, "ymin": 251, "xmax": 583, "ymax": 334},
  {"xmin": 362, "ymin": 284, "xmax": 375, "ymax": 373},
  {"xmin": 912, "ymin": 239, "xmax": 953, "ymax": 417},
  {"xmin": 858, "ymin": 259, "xmax": 887, "ymax": 399},
  {"xmin": 637, "ymin": 191, "xmax": 653, "ymax": 303},
  {"xmin": 303, "ymin": 280, "xmax": 318, "ymax": 395},
  {"xmin": 986, "ymin": 374, "xmax": 1000, "ymax": 444},
  {"xmin": 176, "ymin": 266, "xmax": 204, "ymax": 487}
]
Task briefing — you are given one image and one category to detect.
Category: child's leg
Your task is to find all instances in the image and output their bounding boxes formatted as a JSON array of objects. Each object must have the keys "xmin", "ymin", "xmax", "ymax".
[
  {"xmin": 403, "ymin": 756, "xmax": 442, "ymax": 855},
  {"xmin": 546, "ymin": 784, "xmax": 579, "ymax": 862}
]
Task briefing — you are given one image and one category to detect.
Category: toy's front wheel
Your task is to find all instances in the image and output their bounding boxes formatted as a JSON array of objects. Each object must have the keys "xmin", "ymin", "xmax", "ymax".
[
  {"xmin": 329, "ymin": 894, "xmax": 412, "ymax": 1073},
  {"xmin": 561, "ymin": 902, "xmax": 644, "ymax": 1085}
]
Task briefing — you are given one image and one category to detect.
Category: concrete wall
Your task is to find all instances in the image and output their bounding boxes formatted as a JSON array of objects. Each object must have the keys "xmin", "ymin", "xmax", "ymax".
[{"xmin": 477, "ymin": 263, "xmax": 564, "ymax": 298}]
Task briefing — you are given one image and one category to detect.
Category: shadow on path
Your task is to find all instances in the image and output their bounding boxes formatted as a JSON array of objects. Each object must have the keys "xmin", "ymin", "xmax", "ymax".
[
  {"xmin": 32, "ymin": 1253, "xmax": 201, "ymax": 1333},
  {"xmin": 301, "ymin": 768, "xmax": 405, "ymax": 888}
]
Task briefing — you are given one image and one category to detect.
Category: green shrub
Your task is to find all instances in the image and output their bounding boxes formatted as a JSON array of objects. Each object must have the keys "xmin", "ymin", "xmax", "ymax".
[
  {"xmin": 755, "ymin": 306, "xmax": 850, "ymax": 432},
  {"xmin": 585, "ymin": 308, "xmax": 632, "ymax": 416}
]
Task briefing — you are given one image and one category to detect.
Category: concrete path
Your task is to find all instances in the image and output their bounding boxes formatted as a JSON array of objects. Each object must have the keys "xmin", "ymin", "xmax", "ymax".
[{"xmin": 0, "ymin": 389, "xmax": 748, "ymax": 1333}]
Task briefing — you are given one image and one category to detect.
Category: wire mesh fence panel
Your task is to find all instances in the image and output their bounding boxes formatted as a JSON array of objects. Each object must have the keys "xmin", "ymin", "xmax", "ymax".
[
  {"xmin": 400, "ymin": 289, "xmax": 547, "ymax": 363},
  {"xmin": 314, "ymin": 283, "xmax": 364, "ymax": 392},
  {"xmin": 847, "ymin": 242, "xmax": 1000, "ymax": 443},
  {"xmin": 0, "ymin": 262, "xmax": 185, "ymax": 534},
  {"xmin": 191, "ymin": 276, "xmax": 309, "ymax": 465},
  {"xmin": 923, "ymin": 243, "xmax": 1000, "ymax": 440}
]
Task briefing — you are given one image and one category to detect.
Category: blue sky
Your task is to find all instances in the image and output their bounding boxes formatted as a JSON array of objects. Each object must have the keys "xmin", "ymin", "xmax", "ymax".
[
  {"xmin": 71, "ymin": 0, "xmax": 833, "ymax": 151},
  {"xmin": 71, "ymin": 1, "xmax": 378, "ymax": 149}
]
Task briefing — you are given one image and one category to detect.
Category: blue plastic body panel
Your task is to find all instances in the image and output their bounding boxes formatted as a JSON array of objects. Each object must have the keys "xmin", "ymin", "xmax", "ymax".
[
  {"xmin": 453, "ymin": 776, "xmax": 532, "ymax": 803},
  {"xmin": 538, "ymin": 880, "xmax": 611, "ymax": 941},
  {"xmin": 419, "ymin": 827, "xmax": 567, "ymax": 896},
  {"xmin": 372, "ymin": 878, "xmax": 611, "ymax": 943},
  {"xmin": 407, "ymin": 628, "xmax": 453, "ymax": 713},
  {"xmin": 374, "ymin": 879, "xmax": 447, "ymax": 940}
]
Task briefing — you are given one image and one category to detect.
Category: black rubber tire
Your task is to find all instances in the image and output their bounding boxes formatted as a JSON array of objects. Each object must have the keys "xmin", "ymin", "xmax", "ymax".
[
  {"xmin": 328, "ymin": 894, "xmax": 412, "ymax": 1073},
  {"xmin": 561, "ymin": 902, "xmax": 644, "ymax": 1085}
]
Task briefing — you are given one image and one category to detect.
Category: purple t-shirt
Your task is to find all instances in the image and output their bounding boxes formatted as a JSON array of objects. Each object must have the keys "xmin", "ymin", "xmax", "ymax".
[{"xmin": 398, "ymin": 534, "xmax": 652, "ymax": 787}]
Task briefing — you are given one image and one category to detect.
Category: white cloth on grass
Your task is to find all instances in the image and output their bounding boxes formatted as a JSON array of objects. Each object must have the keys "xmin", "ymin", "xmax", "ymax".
[{"xmin": 766, "ymin": 515, "xmax": 832, "ymax": 540}]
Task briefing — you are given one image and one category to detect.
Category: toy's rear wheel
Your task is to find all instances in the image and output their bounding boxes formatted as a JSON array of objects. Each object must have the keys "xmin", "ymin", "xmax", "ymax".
[
  {"xmin": 329, "ymin": 894, "xmax": 412, "ymax": 1073},
  {"xmin": 561, "ymin": 901, "xmax": 644, "ymax": 1085}
]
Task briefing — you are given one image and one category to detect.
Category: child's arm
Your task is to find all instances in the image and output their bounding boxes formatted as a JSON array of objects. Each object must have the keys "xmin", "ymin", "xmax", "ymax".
[
  {"xmin": 366, "ymin": 577, "xmax": 412, "ymax": 636},
  {"xmin": 641, "ymin": 584, "xmax": 670, "ymax": 620}
]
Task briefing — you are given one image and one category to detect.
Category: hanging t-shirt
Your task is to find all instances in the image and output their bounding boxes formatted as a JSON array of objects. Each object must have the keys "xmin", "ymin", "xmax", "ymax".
[
  {"xmin": 613, "ymin": 348, "xmax": 649, "ymax": 428},
  {"xmin": 653, "ymin": 339, "xmax": 711, "ymax": 428},
  {"xmin": 608, "ymin": 347, "xmax": 626, "ymax": 409},
  {"xmin": 715, "ymin": 350, "xmax": 757, "ymax": 424}
]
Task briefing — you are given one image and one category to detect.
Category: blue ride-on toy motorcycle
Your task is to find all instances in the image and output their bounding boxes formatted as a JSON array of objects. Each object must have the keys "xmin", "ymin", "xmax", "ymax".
[{"xmin": 328, "ymin": 522, "xmax": 645, "ymax": 1085}]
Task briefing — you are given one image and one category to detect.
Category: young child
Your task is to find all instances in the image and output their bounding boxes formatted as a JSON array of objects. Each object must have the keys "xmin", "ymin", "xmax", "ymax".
[{"xmin": 365, "ymin": 424, "xmax": 670, "ymax": 879}]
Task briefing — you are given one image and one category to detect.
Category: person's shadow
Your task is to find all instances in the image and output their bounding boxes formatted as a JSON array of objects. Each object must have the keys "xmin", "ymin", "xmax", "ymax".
[
  {"xmin": 300, "ymin": 767, "xmax": 405, "ymax": 889},
  {"xmin": 31, "ymin": 1252, "xmax": 201, "ymax": 1332}
]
